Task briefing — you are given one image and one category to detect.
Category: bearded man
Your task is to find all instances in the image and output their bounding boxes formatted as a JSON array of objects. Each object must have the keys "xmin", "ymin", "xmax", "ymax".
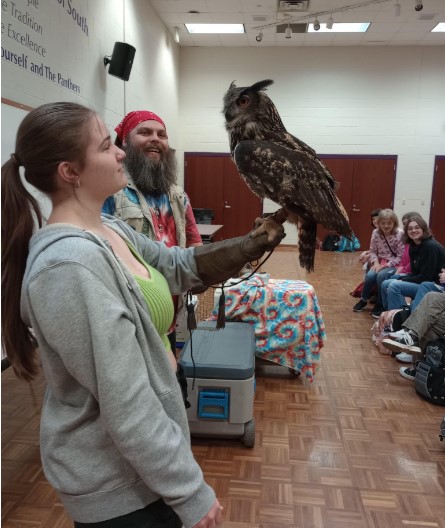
[
  {"xmin": 103, "ymin": 110, "xmax": 202, "ymax": 249},
  {"xmin": 103, "ymin": 112, "xmax": 202, "ymax": 386}
]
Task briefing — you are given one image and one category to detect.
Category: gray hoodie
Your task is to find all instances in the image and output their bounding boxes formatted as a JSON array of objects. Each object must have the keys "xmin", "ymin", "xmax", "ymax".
[{"xmin": 20, "ymin": 215, "xmax": 215, "ymax": 526}]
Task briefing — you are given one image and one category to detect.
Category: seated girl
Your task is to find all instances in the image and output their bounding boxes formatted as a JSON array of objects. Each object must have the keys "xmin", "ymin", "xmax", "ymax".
[
  {"xmin": 353, "ymin": 209, "xmax": 404, "ymax": 316},
  {"xmin": 358, "ymin": 208, "xmax": 381, "ymax": 270},
  {"xmin": 381, "ymin": 214, "xmax": 445, "ymax": 312},
  {"xmin": 393, "ymin": 211, "xmax": 419, "ymax": 277}
]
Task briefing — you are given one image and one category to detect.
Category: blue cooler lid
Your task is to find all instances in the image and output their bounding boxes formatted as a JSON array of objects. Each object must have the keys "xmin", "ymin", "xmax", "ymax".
[{"xmin": 178, "ymin": 322, "xmax": 255, "ymax": 380}]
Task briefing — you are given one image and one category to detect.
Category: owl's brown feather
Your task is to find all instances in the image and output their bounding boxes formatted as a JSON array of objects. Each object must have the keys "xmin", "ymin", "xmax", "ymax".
[{"xmin": 223, "ymin": 79, "xmax": 352, "ymax": 271}]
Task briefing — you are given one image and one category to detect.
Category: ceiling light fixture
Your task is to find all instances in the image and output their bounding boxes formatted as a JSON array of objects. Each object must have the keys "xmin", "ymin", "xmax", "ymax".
[
  {"xmin": 431, "ymin": 22, "xmax": 445, "ymax": 32},
  {"xmin": 285, "ymin": 24, "xmax": 292, "ymax": 38},
  {"xmin": 256, "ymin": 30, "xmax": 263, "ymax": 42},
  {"xmin": 394, "ymin": 2, "xmax": 401, "ymax": 16},
  {"xmin": 185, "ymin": 23, "xmax": 245, "ymax": 34},
  {"xmin": 308, "ymin": 22, "xmax": 370, "ymax": 33},
  {"xmin": 326, "ymin": 15, "xmax": 334, "ymax": 29},
  {"xmin": 313, "ymin": 17, "xmax": 321, "ymax": 31},
  {"xmin": 414, "ymin": 0, "xmax": 423, "ymax": 12},
  {"xmin": 254, "ymin": 0, "xmax": 400, "ymax": 34},
  {"xmin": 174, "ymin": 27, "xmax": 180, "ymax": 43}
]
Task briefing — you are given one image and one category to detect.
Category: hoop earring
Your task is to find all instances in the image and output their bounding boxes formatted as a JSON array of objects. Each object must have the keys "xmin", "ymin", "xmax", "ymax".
[{"xmin": 74, "ymin": 179, "xmax": 80, "ymax": 188}]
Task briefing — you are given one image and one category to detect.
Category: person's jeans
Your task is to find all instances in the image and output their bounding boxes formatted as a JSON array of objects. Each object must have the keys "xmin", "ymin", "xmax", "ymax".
[
  {"xmin": 381, "ymin": 275, "xmax": 403, "ymax": 309},
  {"xmin": 410, "ymin": 282, "xmax": 442, "ymax": 312},
  {"xmin": 386, "ymin": 280, "xmax": 420, "ymax": 310},
  {"xmin": 362, "ymin": 267, "xmax": 396, "ymax": 304},
  {"xmin": 73, "ymin": 499, "xmax": 182, "ymax": 528}
]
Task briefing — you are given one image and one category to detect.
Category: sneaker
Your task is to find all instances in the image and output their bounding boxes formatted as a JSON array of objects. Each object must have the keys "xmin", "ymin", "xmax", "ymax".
[
  {"xmin": 353, "ymin": 299, "xmax": 367, "ymax": 312},
  {"xmin": 382, "ymin": 329, "xmax": 421, "ymax": 354},
  {"xmin": 399, "ymin": 366, "xmax": 416, "ymax": 380},
  {"xmin": 395, "ymin": 352, "xmax": 413, "ymax": 363},
  {"xmin": 388, "ymin": 328, "xmax": 410, "ymax": 339}
]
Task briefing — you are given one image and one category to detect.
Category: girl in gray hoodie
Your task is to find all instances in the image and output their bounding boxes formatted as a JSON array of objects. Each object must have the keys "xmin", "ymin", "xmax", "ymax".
[{"xmin": 1, "ymin": 102, "xmax": 285, "ymax": 528}]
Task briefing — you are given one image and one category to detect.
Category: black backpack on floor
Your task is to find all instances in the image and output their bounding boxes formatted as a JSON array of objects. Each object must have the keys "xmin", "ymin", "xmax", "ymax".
[
  {"xmin": 321, "ymin": 234, "xmax": 340, "ymax": 251},
  {"xmin": 415, "ymin": 337, "xmax": 445, "ymax": 406}
]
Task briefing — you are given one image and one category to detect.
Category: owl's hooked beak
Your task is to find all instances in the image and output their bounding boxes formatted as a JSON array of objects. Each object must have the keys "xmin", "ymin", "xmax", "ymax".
[{"xmin": 224, "ymin": 106, "xmax": 241, "ymax": 125}]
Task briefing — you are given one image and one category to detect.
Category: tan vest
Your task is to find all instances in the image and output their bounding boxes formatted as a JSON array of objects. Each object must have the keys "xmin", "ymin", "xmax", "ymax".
[{"xmin": 113, "ymin": 179, "xmax": 188, "ymax": 248}]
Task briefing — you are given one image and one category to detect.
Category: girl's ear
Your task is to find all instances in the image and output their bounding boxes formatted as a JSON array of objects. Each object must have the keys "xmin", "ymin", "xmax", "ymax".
[{"xmin": 57, "ymin": 161, "xmax": 79, "ymax": 186}]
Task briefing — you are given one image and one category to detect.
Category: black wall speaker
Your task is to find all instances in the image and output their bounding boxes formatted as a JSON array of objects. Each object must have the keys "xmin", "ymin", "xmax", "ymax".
[{"xmin": 104, "ymin": 42, "xmax": 136, "ymax": 81}]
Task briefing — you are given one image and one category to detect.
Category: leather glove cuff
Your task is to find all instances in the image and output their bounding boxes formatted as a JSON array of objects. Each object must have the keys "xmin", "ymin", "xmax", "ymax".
[{"xmin": 194, "ymin": 220, "xmax": 285, "ymax": 286}]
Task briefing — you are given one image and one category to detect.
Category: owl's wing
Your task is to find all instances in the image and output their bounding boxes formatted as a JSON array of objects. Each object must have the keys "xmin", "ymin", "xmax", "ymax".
[
  {"xmin": 262, "ymin": 130, "xmax": 336, "ymax": 189},
  {"xmin": 234, "ymin": 139, "xmax": 352, "ymax": 236}
]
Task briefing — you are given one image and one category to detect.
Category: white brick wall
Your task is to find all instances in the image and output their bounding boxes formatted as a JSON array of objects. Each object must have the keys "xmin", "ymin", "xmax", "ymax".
[{"xmin": 177, "ymin": 46, "xmax": 445, "ymax": 244}]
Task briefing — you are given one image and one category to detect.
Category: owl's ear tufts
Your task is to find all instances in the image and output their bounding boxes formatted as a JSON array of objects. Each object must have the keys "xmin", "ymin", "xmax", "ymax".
[
  {"xmin": 229, "ymin": 81, "xmax": 237, "ymax": 90},
  {"xmin": 250, "ymin": 79, "xmax": 274, "ymax": 93}
]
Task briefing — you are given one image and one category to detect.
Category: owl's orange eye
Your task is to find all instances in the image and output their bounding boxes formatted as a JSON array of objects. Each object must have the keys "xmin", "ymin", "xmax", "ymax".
[{"xmin": 237, "ymin": 95, "xmax": 250, "ymax": 107}]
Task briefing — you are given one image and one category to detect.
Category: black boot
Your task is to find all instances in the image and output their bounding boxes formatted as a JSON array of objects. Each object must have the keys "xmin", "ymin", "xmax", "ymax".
[{"xmin": 371, "ymin": 303, "xmax": 384, "ymax": 319}]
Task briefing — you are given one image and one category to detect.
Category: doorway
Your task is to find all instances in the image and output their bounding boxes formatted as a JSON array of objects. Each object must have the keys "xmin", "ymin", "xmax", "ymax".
[
  {"xmin": 184, "ymin": 153, "xmax": 262, "ymax": 241},
  {"xmin": 430, "ymin": 156, "xmax": 445, "ymax": 245},
  {"xmin": 319, "ymin": 156, "xmax": 397, "ymax": 248}
]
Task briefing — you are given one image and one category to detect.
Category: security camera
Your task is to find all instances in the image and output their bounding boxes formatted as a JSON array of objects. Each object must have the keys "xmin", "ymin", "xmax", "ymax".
[
  {"xmin": 313, "ymin": 18, "xmax": 321, "ymax": 31},
  {"xmin": 414, "ymin": 2, "xmax": 423, "ymax": 11},
  {"xmin": 256, "ymin": 31, "xmax": 263, "ymax": 42}
]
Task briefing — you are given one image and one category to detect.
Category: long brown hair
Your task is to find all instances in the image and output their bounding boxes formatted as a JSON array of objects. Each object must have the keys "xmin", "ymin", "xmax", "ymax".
[
  {"xmin": 1, "ymin": 102, "xmax": 95, "ymax": 381},
  {"xmin": 401, "ymin": 213, "xmax": 432, "ymax": 244}
]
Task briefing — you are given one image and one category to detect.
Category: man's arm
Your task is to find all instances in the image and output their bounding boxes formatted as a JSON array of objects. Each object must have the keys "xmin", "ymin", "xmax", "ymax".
[{"xmin": 184, "ymin": 198, "xmax": 203, "ymax": 248}]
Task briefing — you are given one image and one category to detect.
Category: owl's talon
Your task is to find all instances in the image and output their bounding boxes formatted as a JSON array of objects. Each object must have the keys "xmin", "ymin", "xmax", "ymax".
[
  {"xmin": 250, "ymin": 214, "xmax": 286, "ymax": 244},
  {"xmin": 270, "ymin": 208, "xmax": 288, "ymax": 224}
]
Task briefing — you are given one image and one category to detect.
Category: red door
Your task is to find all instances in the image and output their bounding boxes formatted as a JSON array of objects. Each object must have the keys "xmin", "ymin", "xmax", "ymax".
[
  {"xmin": 319, "ymin": 156, "xmax": 396, "ymax": 248},
  {"xmin": 430, "ymin": 157, "xmax": 445, "ymax": 246},
  {"xmin": 349, "ymin": 158, "xmax": 396, "ymax": 246},
  {"xmin": 222, "ymin": 157, "xmax": 262, "ymax": 239},
  {"xmin": 184, "ymin": 154, "xmax": 262, "ymax": 240}
]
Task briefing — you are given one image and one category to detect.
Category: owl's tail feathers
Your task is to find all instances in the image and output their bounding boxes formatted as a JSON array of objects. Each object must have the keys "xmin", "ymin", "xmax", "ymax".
[{"xmin": 298, "ymin": 220, "xmax": 317, "ymax": 272}]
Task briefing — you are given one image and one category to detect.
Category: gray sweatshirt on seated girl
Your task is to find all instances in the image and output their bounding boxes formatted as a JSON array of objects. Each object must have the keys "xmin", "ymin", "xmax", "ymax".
[{"xmin": 20, "ymin": 216, "xmax": 214, "ymax": 527}]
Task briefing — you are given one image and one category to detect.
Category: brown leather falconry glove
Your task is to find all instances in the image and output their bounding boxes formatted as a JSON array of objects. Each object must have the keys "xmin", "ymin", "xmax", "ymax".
[{"xmin": 193, "ymin": 215, "xmax": 286, "ymax": 286}]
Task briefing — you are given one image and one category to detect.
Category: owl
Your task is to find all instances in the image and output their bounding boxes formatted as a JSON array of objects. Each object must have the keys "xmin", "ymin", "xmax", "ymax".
[{"xmin": 223, "ymin": 79, "xmax": 352, "ymax": 271}]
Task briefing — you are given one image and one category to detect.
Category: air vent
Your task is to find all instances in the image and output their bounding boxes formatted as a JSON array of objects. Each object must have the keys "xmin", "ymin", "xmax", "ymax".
[
  {"xmin": 252, "ymin": 15, "xmax": 267, "ymax": 22},
  {"xmin": 276, "ymin": 23, "xmax": 308, "ymax": 34},
  {"xmin": 277, "ymin": 1, "xmax": 309, "ymax": 12}
]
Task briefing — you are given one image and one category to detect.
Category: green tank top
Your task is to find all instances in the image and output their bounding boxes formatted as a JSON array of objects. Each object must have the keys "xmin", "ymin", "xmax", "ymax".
[{"xmin": 126, "ymin": 243, "xmax": 174, "ymax": 352}]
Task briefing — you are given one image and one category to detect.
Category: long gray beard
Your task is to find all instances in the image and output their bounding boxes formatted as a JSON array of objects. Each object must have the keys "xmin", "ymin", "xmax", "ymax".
[{"xmin": 123, "ymin": 143, "xmax": 177, "ymax": 196}]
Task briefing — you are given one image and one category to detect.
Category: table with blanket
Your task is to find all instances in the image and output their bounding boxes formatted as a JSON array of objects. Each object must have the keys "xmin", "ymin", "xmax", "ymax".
[{"xmin": 208, "ymin": 273, "xmax": 325, "ymax": 382}]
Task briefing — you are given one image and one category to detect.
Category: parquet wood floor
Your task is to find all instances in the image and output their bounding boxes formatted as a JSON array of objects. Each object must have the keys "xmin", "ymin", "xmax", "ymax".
[{"xmin": 2, "ymin": 250, "xmax": 444, "ymax": 527}]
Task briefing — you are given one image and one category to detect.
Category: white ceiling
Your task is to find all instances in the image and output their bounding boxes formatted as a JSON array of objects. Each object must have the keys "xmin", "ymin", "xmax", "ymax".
[{"xmin": 150, "ymin": 0, "xmax": 445, "ymax": 47}]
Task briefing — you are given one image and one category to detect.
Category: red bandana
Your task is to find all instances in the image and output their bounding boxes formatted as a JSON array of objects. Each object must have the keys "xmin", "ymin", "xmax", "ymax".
[{"xmin": 115, "ymin": 111, "xmax": 166, "ymax": 143}]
